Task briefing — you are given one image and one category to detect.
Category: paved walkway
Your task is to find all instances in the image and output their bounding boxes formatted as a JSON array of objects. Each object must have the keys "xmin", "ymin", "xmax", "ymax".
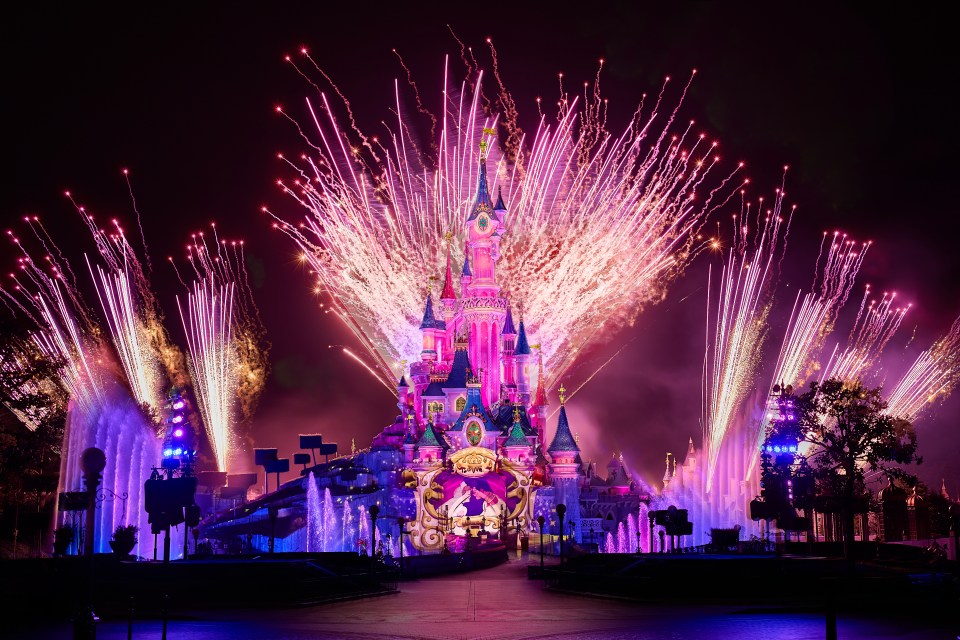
[{"xmin": 17, "ymin": 551, "xmax": 950, "ymax": 639}]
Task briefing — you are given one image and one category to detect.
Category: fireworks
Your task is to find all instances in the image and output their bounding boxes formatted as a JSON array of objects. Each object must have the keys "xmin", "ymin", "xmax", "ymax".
[
  {"xmin": 820, "ymin": 287, "xmax": 910, "ymax": 384},
  {"xmin": 175, "ymin": 229, "xmax": 269, "ymax": 471},
  {"xmin": 886, "ymin": 314, "xmax": 960, "ymax": 420},
  {"xmin": 769, "ymin": 232, "xmax": 869, "ymax": 392},
  {"xmin": 702, "ymin": 189, "xmax": 793, "ymax": 489},
  {"xmin": 268, "ymin": 50, "xmax": 744, "ymax": 389}
]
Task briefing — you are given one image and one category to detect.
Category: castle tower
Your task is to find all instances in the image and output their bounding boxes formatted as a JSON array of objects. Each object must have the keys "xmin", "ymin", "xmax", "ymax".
[
  {"xmin": 503, "ymin": 404, "xmax": 532, "ymax": 465},
  {"xmin": 501, "ymin": 303, "xmax": 518, "ymax": 401},
  {"xmin": 514, "ymin": 308, "xmax": 533, "ymax": 406},
  {"xmin": 439, "ymin": 247, "xmax": 457, "ymax": 365},
  {"xmin": 547, "ymin": 385, "xmax": 581, "ymax": 479},
  {"xmin": 531, "ymin": 350, "xmax": 548, "ymax": 445},
  {"xmin": 462, "ymin": 143, "xmax": 508, "ymax": 406},
  {"xmin": 419, "ymin": 288, "xmax": 440, "ymax": 363}
]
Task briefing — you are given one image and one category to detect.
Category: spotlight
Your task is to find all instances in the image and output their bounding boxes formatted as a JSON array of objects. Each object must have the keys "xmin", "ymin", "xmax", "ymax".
[
  {"xmin": 172, "ymin": 401, "xmax": 185, "ymax": 410},
  {"xmin": 173, "ymin": 428, "xmax": 183, "ymax": 438},
  {"xmin": 172, "ymin": 415, "xmax": 183, "ymax": 424}
]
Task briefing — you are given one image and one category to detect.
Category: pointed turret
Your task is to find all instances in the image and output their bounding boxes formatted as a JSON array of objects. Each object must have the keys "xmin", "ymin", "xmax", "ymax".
[
  {"xmin": 548, "ymin": 408, "xmax": 580, "ymax": 455},
  {"xmin": 547, "ymin": 385, "xmax": 580, "ymax": 480},
  {"xmin": 514, "ymin": 318, "xmax": 531, "ymax": 356},
  {"xmin": 440, "ymin": 249, "xmax": 457, "ymax": 301},
  {"xmin": 533, "ymin": 351, "xmax": 547, "ymax": 407},
  {"xmin": 467, "ymin": 156, "xmax": 494, "ymax": 221},
  {"xmin": 419, "ymin": 291, "xmax": 438, "ymax": 329},
  {"xmin": 504, "ymin": 406, "xmax": 529, "ymax": 448},
  {"xmin": 461, "ymin": 249, "xmax": 472, "ymax": 277},
  {"xmin": 494, "ymin": 186, "xmax": 507, "ymax": 215},
  {"xmin": 502, "ymin": 303, "xmax": 517, "ymax": 336}
]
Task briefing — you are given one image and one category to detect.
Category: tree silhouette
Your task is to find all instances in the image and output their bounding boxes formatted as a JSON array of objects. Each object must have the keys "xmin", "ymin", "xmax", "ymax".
[{"xmin": 770, "ymin": 378, "xmax": 921, "ymax": 558}]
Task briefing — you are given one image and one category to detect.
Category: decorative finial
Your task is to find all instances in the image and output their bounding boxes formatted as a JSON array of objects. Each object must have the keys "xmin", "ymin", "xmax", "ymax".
[
  {"xmin": 513, "ymin": 403, "xmax": 521, "ymax": 423},
  {"xmin": 558, "ymin": 383, "xmax": 566, "ymax": 405},
  {"xmin": 444, "ymin": 230, "xmax": 453, "ymax": 242}
]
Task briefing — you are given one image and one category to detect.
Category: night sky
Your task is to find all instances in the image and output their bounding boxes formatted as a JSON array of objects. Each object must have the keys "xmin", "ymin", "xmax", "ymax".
[{"xmin": 9, "ymin": 4, "xmax": 959, "ymax": 493}]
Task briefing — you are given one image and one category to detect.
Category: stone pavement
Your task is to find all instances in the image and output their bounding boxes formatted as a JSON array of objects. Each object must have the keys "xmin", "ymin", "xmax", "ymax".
[{"xmin": 16, "ymin": 551, "xmax": 952, "ymax": 639}]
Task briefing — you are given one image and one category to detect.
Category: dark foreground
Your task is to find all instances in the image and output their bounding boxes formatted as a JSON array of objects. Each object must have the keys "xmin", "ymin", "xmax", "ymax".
[{"xmin": 6, "ymin": 550, "xmax": 958, "ymax": 639}]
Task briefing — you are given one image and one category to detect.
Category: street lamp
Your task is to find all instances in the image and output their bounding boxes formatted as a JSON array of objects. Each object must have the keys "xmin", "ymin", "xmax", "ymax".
[
  {"xmin": 368, "ymin": 504, "xmax": 379, "ymax": 558},
  {"xmin": 537, "ymin": 515, "xmax": 545, "ymax": 579},
  {"xmin": 556, "ymin": 503, "xmax": 566, "ymax": 567}
]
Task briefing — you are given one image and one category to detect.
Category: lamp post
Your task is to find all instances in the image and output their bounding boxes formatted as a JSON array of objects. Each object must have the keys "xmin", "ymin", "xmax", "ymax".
[
  {"xmin": 537, "ymin": 515, "xmax": 545, "ymax": 579},
  {"xmin": 368, "ymin": 504, "xmax": 379, "ymax": 559},
  {"xmin": 556, "ymin": 503, "xmax": 566, "ymax": 567}
]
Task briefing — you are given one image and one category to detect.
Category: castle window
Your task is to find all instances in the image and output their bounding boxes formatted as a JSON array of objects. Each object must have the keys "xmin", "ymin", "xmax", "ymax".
[
  {"xmin": 455, "ymin": 397, "xmax": 466, "ymax": 412},
  {"xmin": 427, "ymin": 401, "xmax": 444, "ymax": 416}
]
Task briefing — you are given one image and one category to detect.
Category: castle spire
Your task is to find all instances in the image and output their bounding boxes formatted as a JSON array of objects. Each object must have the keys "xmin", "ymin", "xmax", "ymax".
[
  {"xmin": 502, "ymin": 302, "xmax": 517, "ymax": 336},
  {"xmin": 494, "ymin": 186, "xmax": 507, "ymax": 213},
  {"xmin": 440, "ymin": 246, "xmax": 456, "ymax": 300},
  {"xmin": 533, "ymin": 350, "xmax": 547, "ymax": 407},
  {"xmin": 419, "ymin": 287, "xmax": 438, "ymax": 329},
  {"xmin": 461, "ymin": 247, "xmax": 472, "ymax": 277},
  {"xmin": 468, "ymin": 134, "xmax": 495, "ymax": 221},
  {"xmin": 514, "ymin": 303, "xmax": 531, "ymax": 356},
  {"xmin": 547, "ymin": 386, "xmax": 579, "ymax": 454}
]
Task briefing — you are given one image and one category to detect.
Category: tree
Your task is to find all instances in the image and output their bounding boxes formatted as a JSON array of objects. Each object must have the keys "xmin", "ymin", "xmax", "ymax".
[{"xmin": 770, "ymin": 378, "xmax": 921, "ymax": 559}]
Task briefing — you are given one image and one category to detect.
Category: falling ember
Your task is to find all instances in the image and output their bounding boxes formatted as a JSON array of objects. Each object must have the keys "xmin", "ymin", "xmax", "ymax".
[
  {"xmin": 885, "ymin": 314, "xmax": 960, "ymax": 421},
  {"xmin": 176, "ymin": 230, "xmax": 269, "ymax": 472},
  {"xmin": 703, "ymin": 189, "xmax": 792, "ymax": 490},
  {"xmin": 268, "ymin": 53, "xmax": 744, "ymax": 389}
]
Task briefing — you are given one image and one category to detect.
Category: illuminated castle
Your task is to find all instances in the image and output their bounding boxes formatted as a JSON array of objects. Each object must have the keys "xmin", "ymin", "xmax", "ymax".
[{"xmin": 203, "ymin": 149, "xmax": 655, "ymax": 555}]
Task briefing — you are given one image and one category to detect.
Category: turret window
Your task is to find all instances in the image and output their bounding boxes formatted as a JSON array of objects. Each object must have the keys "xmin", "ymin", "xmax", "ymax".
[
  {"xmin": 455, "ymin": 397, "xmax": 466, "ymax": 412},
  {"xmin": 427, "ymin": 401, "xmax": 444, "ymax": 416}
]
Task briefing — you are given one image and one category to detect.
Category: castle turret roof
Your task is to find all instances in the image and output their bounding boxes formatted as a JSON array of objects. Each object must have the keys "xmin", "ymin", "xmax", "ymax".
[
  {"xmin": 494, "ymin": 186, "xmax": 507, "ymax": 213},
  {"xmin": 502, "ymin": 304, "xmax": 517, "ymax": 336},
  {"xmin": 514, "ymin": 319, "xmax": 531, "ymax": 356},
  {"xmin": 440, "ymin": 250, "xmax": 456, "ymax": 300},
  {"xmin": 416, "ymin": 422, "xmax": 443, "ymax": 449},
  {"xmin": 419, "ymin": 292, "xmax": 438, "ymax": 330},
  {"xmin": 444, "ymin": 347, "xmax": 473, "ymax": 389},
  {"xmin": 467, "ymin": 157, "xmax": 495, "ymax": 221},
  {"xmin": 461, "ymin": 249, "xmax": 472, "ymax": 277},
  {"xmin": 504, "ymin": 412, "xmax": 529, "ymax": 447},
  {"xmin": 547, "ymin": 405, "xmax": 579, "ymax": 454}
]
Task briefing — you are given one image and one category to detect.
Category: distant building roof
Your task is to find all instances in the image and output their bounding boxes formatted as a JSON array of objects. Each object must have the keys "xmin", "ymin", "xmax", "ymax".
[{"xmin": 514, "ymin": 319, "xmax": 531, "ymax": 355}]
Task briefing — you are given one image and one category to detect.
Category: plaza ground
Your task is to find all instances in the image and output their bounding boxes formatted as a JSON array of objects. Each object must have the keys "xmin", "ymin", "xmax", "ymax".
[{"xmin": 13, "ymin": 550, "xmax": 954, "ymax": 640}]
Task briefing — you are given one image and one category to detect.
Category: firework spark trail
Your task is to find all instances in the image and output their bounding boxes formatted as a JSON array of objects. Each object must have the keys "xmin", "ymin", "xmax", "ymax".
[
  {"xmin": 176, "ymin": 230, "xmax": 269, "ymax": 471},
  {"xmin": 820, "ymin": 288, "xmax": 910, "ymax": 384},
  {"xmin": 702, "ymin": 191, "xmax": 792, "ymax": 490},
  {"xmin": 87, "ymin": 257, "xmax": 162, "ymax": 411},
  {"xmin": 270, "ymin": 54, "xmax": 745, "ymax": 389},
  {"xmin": 0, "ymin": 337, "xmax": 67, "ymax": 431},
  {"xmin": 768, "ymin": 232, "xmax": 870, "ymax": 392},
  {"xmin": 178, "ymin": 277, "xmax": 235, "ymax": 471},
  {"xmin": 885, "ymin": 313, "xmax": 960, "ymax": 420}
]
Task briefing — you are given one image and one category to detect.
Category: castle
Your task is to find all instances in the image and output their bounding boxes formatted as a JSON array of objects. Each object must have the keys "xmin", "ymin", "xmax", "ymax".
[{"xmin": 201, "ymin": 149, "xmax": 656, "ymax": 555}]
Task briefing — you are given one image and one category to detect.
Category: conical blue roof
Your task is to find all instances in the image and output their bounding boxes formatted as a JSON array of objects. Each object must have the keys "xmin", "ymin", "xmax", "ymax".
[
  {"xmin": 467, "ymin": 159, "xmax": 494, "ymax": 221},
  {"xmin": 419, "ymin": 293, "xmax": 437, "ymax": 330},
  {"xmin": 502, "ymin": 304, "xmax": 517, "ymax": 336},
  {"xmin": 514, "ymin": 319, "xmax": 531, "ymax": 355},
  {"xmin": 494, "ymin": 186, "xmax": 507, "ymax": 212},
  {"xmin": 461, "ymin": 250, "xmax": 472, "ymax": 277},
  {"xmin": 444, "ymin": 347, "xmax": 473, "ymax": 389},
  {"xmin": 547, "ymin": 405, "xmax": 579, "ymax": 454},
  {"xmin": 398, "ymin": 374, "xmax": 409, "ymax": 388}
]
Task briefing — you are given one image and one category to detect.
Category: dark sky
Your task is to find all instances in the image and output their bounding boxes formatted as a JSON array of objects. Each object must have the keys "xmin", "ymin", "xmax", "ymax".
[{"xmin": 9, "ymin": 4, "xmax": 959, "ymax": 493}]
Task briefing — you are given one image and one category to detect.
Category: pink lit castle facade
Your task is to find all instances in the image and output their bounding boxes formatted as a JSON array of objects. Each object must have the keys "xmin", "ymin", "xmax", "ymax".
[{"xmin": 203, "ymin": 151, "xmax": 656, "ymax": 555}]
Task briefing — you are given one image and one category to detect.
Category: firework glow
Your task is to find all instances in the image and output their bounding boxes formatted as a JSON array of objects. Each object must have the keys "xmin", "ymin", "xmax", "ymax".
[
  {"xmin": 702, "ymin": 187, "xmax": 793, "ymax": 489},
  {"xmin": 885, "ymin": 313, "xmax": 960, "ymax": 421},
  {"xmin": 175, "ymin": 229, "xmax": 269, "ymax": 472},
  {"xmin": 267, "ymin": 49, "xmax": 746, "ymax": 391}
]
